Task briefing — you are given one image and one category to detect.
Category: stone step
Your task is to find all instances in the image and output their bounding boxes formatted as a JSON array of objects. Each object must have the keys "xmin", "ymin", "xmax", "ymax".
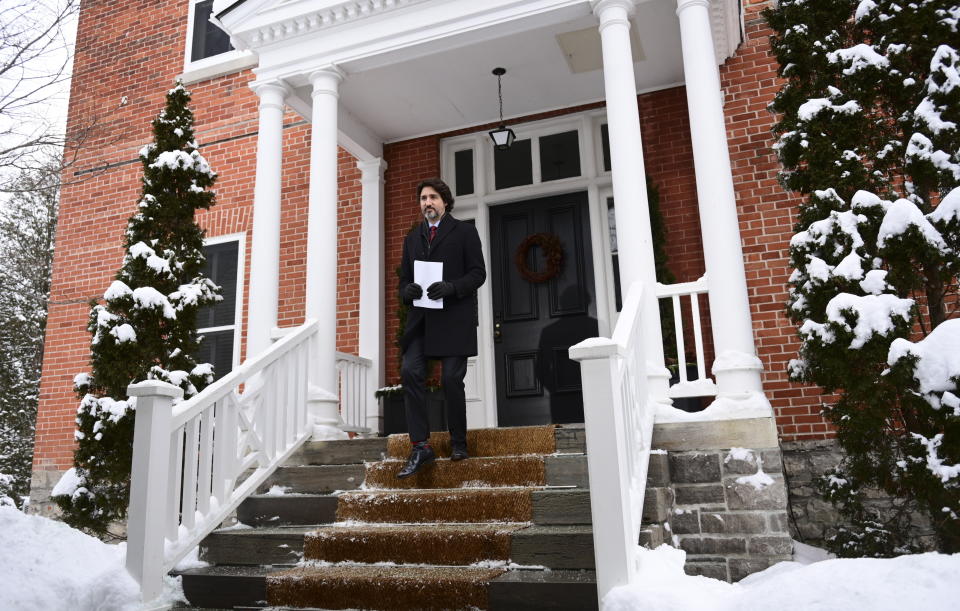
[
  {"xmin": 236, "ymin": 494, "xmax": 339, "ymax": 527},
  {"xmin": 264, "ymin": 453, "xmax": 588, "ymax": 495},
  {"xmin": 287, "ymin": 436, "xmax": 389, "ymax": 465},
  {"xmin": 269, "ymin": 565, "xmax": 506, "ymax": 610},
  {"xmin": 200, "ymin": 526, "xmax": 312, "ymax": 566},
  {"xmin": 236, "ymin": 485, "xmax": 669, "ymax": 528},
  {"xmin": 201, "ymin": 523, "xmax": 598, "ymax": 569},
  {"xmin": 386, "ymin": 425, "xmax": 559, "ymax": 459},
  {"xmin": 177, "ymin": 565, "xmax": 597, "ymax": 611},
  {"xmin": 488, "ymin": 569, "xmax": 598, "ymax": 611},
  {"xmin": 261, "ymin": 463, "xmax": 366, "ymax": 494},
  {"xmin": 337, "ymin": 487, "xmax": 538, "ymax": 524},
  {"xmin": 302, "ymin": 523, "xmax": 522, "ymax": 565},
  {"xmin": 176, "ymin": 565, "xmax": 271, "ymax": 609},
  {"xmin": 287, "ymin": 424, "xmax": 587, "ymax": 467},
  {"xmin": 261, "ymin": 448, "xmax": 664, "ymax": 497}
]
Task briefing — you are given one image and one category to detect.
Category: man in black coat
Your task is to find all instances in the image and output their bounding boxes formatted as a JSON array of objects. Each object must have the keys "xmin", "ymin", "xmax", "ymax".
[{"xmin": 396, "ymin": 177, "xmax": 486, "ymax": 478}]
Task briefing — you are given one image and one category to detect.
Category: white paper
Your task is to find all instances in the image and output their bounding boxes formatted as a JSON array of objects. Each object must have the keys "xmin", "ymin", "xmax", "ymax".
[{"xmin": 413, "ymin": 260, "xmax": 444, "ymax": 309}]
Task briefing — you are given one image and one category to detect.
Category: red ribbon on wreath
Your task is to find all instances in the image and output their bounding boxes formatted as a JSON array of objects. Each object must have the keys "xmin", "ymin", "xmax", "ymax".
[{"xmin": 515, "ymin": 233, "xmax": 564, "ymax": 283}]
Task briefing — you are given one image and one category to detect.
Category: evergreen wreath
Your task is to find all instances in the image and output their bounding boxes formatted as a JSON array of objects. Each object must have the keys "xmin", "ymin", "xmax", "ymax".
[{"xmin": 515, "ymin": 233, "xmax": 564, "ymax": 283}]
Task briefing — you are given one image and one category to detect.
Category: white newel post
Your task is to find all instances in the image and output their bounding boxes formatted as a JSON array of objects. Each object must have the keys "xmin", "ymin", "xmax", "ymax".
[
  {"xmin": 676, "ymin": 0, "xmax": 765, "ymax": 400},
  {"xmin": 126, "ymin": 380, "xmax": 184, "ymax": 605},
  {"xmin": 593, "ymin": 0, "xmax": 670, "ymax": 399},
  {"xmin": 358, "ymin": 157, "xmax": 387, "ymax": 433},
  {"xmin": 569, "ymin": 339, "xmax": 641, "ymax": 601},
  {"xmin": 306, "ymin": 66, "xmax": 348, "ymax": 438},
  {"xmin": 246, "ymin": 81, "xmax": 288, "ymax": 360}
]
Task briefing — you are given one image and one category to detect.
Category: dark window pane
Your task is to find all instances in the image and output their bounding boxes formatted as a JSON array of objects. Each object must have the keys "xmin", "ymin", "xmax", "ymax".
[
  {"xmin": 607, "ymin": 197, "xmax": 621, "ymax": 311},
  {"xmin": 601, "ymin": 124, "xmax": 611, "ymax": 172},
  {"xmin": 191, "ymin": 0, "xmax": 233, "ymax": 62},
  {"xmin": 454, "ymin": 149, "xmax": 474, "ymax": 196},
  {"xmin": 539, "ymin": 130, "xmax": 581, "ymax": 182},
  {"xmin": 197, "ymin": 329, "xmax": 234, "ymax": 381},
  {"xmin": 198, "ymin": 241, "xmax": 239, "ymax": 328},
  {"xmin": 494, "ymin": 139, "xmax": 532, "ymax": 190}
]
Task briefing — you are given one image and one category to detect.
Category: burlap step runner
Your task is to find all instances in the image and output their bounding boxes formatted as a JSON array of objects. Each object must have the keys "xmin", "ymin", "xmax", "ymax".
[
  {"xmin": 303, "ymin": 523, "xmax": 525, "ymax": 565},
  {"xmin": 267, "ymin": 565, "xmax": 505, "ymax": 610},
  {"xmin": 386, "ymin": 425, "xmax": 556, "ymax": 459},
  {"xmin": 337, "ymin": 487, "xmax": 536, "ymax": 523},
  {"xmin": 364, "ymin": 455, "xmax": 546, "ymax": 489}
]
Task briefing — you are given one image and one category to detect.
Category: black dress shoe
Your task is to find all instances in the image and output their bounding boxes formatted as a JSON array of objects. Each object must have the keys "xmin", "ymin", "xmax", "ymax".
[
  {"xmin": 451, "ymin": 446, "xmax": 469, "ymax": 461},
  {"xmin": 396, "ymin": 443, "xmax": 436, "ymax": 479}
]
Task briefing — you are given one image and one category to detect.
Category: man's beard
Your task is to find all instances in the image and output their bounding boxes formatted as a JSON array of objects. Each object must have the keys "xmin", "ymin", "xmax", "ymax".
[{"xmin": 423, "ymin": 207, "xmax": 439, "ymax": 221}]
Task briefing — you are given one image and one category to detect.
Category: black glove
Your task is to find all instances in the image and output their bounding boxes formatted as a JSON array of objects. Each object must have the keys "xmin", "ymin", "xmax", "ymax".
[
  {"xmin": 427, "ymin": 281, "xmax": 456, "ymax": 300},
  {"xmin": 403, "ymin": 282, "xmax": 423, "ymax": 301}
]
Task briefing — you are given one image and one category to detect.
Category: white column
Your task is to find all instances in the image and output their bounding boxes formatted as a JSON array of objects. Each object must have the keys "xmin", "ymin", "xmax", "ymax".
[
  {"xmin": 593, "ymin": 0, "xmax": 670, "ymax": 398},
  {"xmin": 677, "ymin": 0, "xmax": 765, "ymax": 399},
  {"xmin": 357, "ymin": 157, "xmax": 387, "ymax": 433},
  {"xmin": 305, "ymin": 66, "xmax": 348, "ymax": 438},
  {"xmin": 245, "ymin": 81, "xmax": 288, "ymax": 359}
]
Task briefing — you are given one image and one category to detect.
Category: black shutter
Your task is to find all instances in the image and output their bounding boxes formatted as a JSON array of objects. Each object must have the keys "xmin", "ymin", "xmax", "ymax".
[{"xmin": 191, "ymin": 0, "xmax": 234, "ymax": 62}]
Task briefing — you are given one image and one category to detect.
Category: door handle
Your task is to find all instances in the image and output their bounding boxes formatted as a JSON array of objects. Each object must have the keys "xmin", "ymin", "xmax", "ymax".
[{"xmin": 494, "ymin": 313, "xmax": 503, "ymax": 343}]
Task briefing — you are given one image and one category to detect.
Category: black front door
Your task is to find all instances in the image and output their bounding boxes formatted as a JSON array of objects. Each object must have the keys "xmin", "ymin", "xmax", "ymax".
[{"xmin": 490, "ymin": 192, "xmax": 597, "ymax": 426}]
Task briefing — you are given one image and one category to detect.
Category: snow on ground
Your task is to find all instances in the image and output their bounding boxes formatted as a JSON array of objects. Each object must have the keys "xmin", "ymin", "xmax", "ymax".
[
  {"xmin": 604, "ymin": 544, "xmax": 960, "ymax": 611},
  {"xmin": 2, "ymin": 504, "xmax": 958, "ymax": 610},
  {"xmin": 0, "ymin": 505, "xmax": 187, "ymax": 611}
]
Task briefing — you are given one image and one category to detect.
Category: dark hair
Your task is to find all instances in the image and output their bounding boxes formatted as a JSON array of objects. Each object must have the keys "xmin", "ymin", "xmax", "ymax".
[{"xmin": 416, "ymin": 178, "xmax": 454, "ymax": 212}]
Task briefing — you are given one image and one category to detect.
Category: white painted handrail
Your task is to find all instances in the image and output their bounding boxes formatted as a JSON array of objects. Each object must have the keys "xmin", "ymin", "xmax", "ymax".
[
  {"xmin": 655, "ymin": 276, "xmax": 717, "ymax": 398},
  {"xmin": 569, "ymin": 282, "xmax": 655, "ymax": 604},
  {"xmin": 126, "ymin": 319, "xmax": 320, "ymax": 605},
  {"xmin": 335, "ymin": 351, "xmax": 374, "ymax": 433}
]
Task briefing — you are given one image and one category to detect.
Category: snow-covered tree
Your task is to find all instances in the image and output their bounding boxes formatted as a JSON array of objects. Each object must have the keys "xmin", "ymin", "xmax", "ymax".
[
  {"xmin": 765, "ymin": 0, "xmax": 960, "ymax": 555},
  {"xmin": 0, "ymin": 158, "xmax": 59, "ymax": 510},
  {"xmin": 54, "ymin": 83, "xmax": 219, "ymax": 535}
]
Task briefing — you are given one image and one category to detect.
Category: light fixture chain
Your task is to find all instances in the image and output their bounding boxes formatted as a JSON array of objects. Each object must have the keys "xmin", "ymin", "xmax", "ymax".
[{"xmin": 497, "ymin": 73, "xmax": 504, "ymax": 123}]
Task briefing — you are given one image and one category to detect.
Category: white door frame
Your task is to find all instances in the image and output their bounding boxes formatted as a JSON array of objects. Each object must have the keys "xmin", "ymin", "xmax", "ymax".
[{"xmin": 439, "ymin": 108, "xmax": 620, "ymax": 427}]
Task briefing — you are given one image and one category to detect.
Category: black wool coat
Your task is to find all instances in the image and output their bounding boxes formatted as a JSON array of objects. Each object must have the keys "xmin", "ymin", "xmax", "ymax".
[{"xmin": 399, "ymin": 214, "xmax": 486, "ymax": 356}]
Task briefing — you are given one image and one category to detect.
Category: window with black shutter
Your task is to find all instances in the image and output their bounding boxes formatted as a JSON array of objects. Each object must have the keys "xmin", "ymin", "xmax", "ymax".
[{"xmin": 190, "ymin": 0, "xmax": 234, "ymax": 63}]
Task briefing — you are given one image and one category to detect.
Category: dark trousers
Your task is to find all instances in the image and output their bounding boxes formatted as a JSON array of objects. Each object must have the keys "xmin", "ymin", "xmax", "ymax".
[{"xmin": 401, "ymin": 333, "xmax": 468, "ymax": 448}]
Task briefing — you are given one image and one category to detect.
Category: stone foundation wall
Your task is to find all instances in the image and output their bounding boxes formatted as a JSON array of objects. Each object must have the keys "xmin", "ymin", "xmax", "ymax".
[
  {"xmin": 781, "ymin": 439, "xmax": 937, "ymax": 550},
  {"xmin": 666, "ymin": 446, "xmax": 793, "ymax": 582},
  {"xmin": 26, "ymin": 467, "xmax": 64, "ymax": 518}
]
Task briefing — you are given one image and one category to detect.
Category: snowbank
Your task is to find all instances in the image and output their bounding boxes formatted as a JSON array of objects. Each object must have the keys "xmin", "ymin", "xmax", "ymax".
[
  {"xmin": 603, "ymin": 544, "xmax": 960, "ymax": 611},
  {"xmin": 0, "ymin": 506, "xmax": 139, "ymax": 610}
]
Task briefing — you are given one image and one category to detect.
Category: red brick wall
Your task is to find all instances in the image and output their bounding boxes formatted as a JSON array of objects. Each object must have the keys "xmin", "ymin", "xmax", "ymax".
[
  {"xmin": 720, "ymin": 1, "xmax": 830, "ymax": 440},
  {"xmin": 33, "ymin": 1, "xmax": 361, "ymax": 473}
]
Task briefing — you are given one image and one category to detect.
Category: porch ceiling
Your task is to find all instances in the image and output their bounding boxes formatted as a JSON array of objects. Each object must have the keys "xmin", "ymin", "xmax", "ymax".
[
  {"xmin": 214, "ymin": 0, "xmax": 724, "ymax": 147},
  {"xmin": 331, "ymin": 3, "xmax": 683, "ymax": 143}
]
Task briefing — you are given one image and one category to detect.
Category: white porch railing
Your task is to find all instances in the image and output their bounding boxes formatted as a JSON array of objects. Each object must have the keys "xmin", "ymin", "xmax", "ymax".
[
  {"xmin": 335, "ymin": 351, "xmax": 374, "ymax": 433},
  {"xmin": 569, "ymin": 282, "xmax": 655, "ymax": 603},
  {"xmin": 656, "ymin": 276, "xmax": 718, "ymax": 399},
  {"xmin": 125, "ymin": 320, "xmax": 320, "ymax": 605}
]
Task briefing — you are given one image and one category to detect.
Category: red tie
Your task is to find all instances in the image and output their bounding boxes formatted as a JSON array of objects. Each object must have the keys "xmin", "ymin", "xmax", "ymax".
[{"xmin": 429, "ymin": 225, "xmax": 438, "ymax": 243}]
